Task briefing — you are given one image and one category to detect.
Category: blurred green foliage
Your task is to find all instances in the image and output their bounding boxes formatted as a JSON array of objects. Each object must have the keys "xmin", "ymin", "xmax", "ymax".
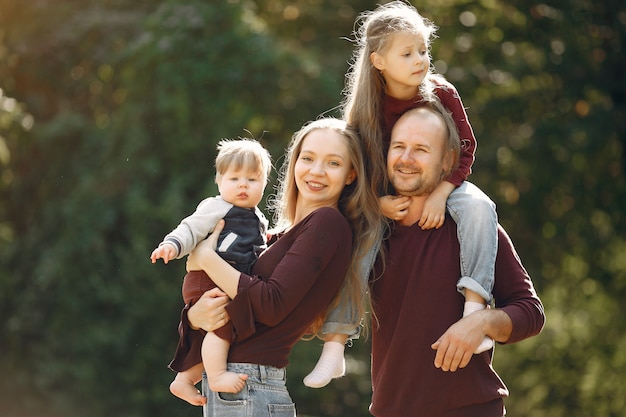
[{"xmin": 0, "ymin": 1, "xmax": 624, "ymax": 416}]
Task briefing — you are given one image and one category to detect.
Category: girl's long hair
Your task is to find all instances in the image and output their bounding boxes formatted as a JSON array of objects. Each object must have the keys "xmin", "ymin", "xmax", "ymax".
[
  {"xmin": 341, "ymin": 0, "xmax": 441, "ymax": 197},
  {"xmin": 269, "ymin": 118, "xmax": 382, "ymax": 337}
]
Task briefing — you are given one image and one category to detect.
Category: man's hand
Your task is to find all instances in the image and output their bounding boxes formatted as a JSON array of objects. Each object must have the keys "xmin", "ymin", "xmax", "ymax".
[
  {"xmin": 431, "ymin": 309, "xmax": 512, "ymax": 371},
  {"xmin": 431, "ymin": 312, "xmax": 487, "ymax": 372}
]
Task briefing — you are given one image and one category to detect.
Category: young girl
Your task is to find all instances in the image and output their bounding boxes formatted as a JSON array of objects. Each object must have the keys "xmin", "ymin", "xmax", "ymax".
[{"xmin": 304, "ymin": 1, "xmax": 498, "ymax": 388}]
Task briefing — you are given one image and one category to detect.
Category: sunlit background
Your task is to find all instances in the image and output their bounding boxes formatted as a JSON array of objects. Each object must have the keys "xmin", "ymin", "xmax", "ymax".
[{"xmin": 1, "ymin": 1, "xmax": 624, "ymax": 416}]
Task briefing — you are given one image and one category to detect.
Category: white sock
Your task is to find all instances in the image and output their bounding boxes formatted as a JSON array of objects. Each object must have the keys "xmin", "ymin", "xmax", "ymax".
[
  {"xmin": 303, "ymin": 341, "xmax": 345, "ymax": 388},
  {"xmin": 463, "ymin": 301, "xmax": 494, "ymax": 354},
  {"xmin": 463, "ymin": 301, "xmax": 486, "ymax": 317}
]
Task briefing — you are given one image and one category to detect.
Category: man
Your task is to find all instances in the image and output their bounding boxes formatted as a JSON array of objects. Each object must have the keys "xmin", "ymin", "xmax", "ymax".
[{"xmin": 370, "ymin": 103, "xmax": 545, "ymax": 417}]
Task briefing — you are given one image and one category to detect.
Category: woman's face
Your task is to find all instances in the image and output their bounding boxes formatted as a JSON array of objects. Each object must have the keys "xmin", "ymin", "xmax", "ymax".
[{"xmin": 294, "ymin": 128, "xmax": 356, "ymax": 210}]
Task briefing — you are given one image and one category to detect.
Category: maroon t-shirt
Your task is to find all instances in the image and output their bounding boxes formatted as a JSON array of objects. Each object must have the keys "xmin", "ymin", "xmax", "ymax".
[
  {"xmin": 224, "ymin": 207, "xmax": 352, "ymax": 368},
  {"xmin": 370, "ymin": 217, "xmax": 545, "ymax": 417}
]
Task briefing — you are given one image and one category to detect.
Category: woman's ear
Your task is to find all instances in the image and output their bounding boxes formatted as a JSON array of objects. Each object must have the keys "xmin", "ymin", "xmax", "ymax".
[
  {"xmin": 370, "ymin": 52, "xmax": 385, "ymax": 71},
  {"xmin": 345, "ymin": 169, "xmax": 357, "ymax": 185}
]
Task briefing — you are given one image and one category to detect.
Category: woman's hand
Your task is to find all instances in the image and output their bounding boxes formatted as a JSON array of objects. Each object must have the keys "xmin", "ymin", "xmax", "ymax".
[
  {"xmin": 186, "ymin": 219, "xmax": 240, "ymax": 298},
  {"xmin": 187, "ymin": 287, "xmax": 231, "ymax": 332},
  {"xmin": 187, "ymin": 220, "xmax": 225, "ymax": 271}
]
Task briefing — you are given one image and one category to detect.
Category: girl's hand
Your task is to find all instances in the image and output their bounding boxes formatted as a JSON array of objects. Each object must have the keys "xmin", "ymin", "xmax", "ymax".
[
  {"xmin": 419, "ymin": 193, "xmax": 446, "ymax": 230},
  {"xmin": 420, "ymin": 181, "xmax": 455, "ymax": 229},
  {"xmin": 187, "ymin": 288, "xmax": 231, "ymax": 332},
  {"xmin": 380, "ymin": 195, "xmax": 411, "ymax": 220},
  {"xmin": 186, "ymin": 220, "xmax": 225, "ymax": 271}
]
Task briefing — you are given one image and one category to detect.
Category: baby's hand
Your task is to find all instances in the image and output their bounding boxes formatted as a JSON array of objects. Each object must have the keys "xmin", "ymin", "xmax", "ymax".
[
  {"xmin": 419, "ymin": 193, "xmax": 446, "ymax": 230},
  {"xmin": 380, "ymin": 195, "xmax": 411, "ymax": 220},
  {"xmin": 150, "ymin": 243, "xmax": 177, "ymax": 264}
]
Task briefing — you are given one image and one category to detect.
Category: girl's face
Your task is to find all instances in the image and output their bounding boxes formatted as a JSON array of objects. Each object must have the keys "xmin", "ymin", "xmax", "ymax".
[
  {"xmin": 216, "ymin": 166, "xmax": 266, "ymax": 209},
  {"xmin": 294, "ymin": 128, "xmax": 356, "ymax": 211},
  {"xmin": 370, "ymin": 32, "xmax": 430, "ymax": 99}
]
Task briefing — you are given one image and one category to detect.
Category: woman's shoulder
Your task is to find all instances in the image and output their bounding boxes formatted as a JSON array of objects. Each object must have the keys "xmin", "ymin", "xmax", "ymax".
[
  {"xmin": 306, "ymin": 207, "xmax": 348, "ymax": 225},
  {"xmin": 297, "ymin": 207, "xmax": 350, "ymax": 236},
  {"xmin": 302, "ymin": 209, "xmax": 352, "ymax": 254}
]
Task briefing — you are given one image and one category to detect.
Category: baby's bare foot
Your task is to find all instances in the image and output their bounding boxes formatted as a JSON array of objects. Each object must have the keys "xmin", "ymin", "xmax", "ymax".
[
  {"xmin": 170, "ymin": 380, "xmax": 207, "ymax": 406},
  {"xmin": 208, "ymin": 371, "xmax": 248, "ymax": 393}
]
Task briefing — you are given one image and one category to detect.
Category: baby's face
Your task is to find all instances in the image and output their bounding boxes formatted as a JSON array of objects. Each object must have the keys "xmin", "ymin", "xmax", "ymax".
[{"xmin": 216, "ymin": 166, "xmax": 266, "ymax": 209}]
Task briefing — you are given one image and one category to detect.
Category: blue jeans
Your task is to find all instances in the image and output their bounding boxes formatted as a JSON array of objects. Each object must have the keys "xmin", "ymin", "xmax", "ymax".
[
  {"xmin": 322, "ymin": 181, "xmax": 497, "ymax": 336},
  {"xmin": 448, "ymin": 181, "xmax": 497, "ymax": 303},
  {"xmin": 202, "ymin": 364, "xmax": 295, "ymax": 417},
  {"xmin": 321, "ymin": 232, "xmax": 381, "ymax": 337}
]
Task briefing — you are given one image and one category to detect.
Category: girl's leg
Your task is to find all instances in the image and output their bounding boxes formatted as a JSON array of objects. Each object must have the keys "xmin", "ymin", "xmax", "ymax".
[
  {"xmin": 305, "ymin": 236, "xmax": 381, "ymax": 388},
  {"xmin": 170, "ymin": 363, "xmax": 207, "ymax": 406},
  {"xmin": 303, "ymin": 333, "xmax": 348, "ymax": 388},
  {"xmin": 447, "ymin": 182, "xmax": 497, "ymax": 303},
  {"xmin": 447, "ymin": 182, "xmax": 497, "ymax": 353},
  {"xmin": 463, "ymin": 289, "xmax": 494, "ymax": 353},
  {"xmin": 202, "ymin": 332, "xmax": 248, "ymax": 393}
]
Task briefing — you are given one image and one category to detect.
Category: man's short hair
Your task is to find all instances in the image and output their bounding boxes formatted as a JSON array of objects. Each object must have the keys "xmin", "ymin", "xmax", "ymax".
[{"xmin": 404, "ymin": 100, "xmax": 461, "ymax": 178}]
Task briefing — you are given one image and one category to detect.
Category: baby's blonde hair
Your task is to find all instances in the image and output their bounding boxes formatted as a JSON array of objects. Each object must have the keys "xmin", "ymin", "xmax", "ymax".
[{"xmin": 215, "ymin": 139, "xmax": 272, "ymax": 184}]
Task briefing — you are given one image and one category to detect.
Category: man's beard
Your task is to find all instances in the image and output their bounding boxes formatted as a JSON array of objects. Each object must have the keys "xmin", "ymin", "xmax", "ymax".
[{"xmin": 390, "ymin": 165, "xmax": 447, "ymax": 196}]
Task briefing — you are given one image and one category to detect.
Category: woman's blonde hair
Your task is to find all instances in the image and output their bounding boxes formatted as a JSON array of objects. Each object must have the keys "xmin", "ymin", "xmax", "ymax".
[{"xmin": 270, "ymin": 118, "xmax": 382, "ymax": 337}]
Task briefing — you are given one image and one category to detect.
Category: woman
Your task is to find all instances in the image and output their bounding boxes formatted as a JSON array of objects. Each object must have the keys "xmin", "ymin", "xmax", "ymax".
[{"xmin": 185, "ymin": 118, "xmax": 381, "ymax": 416}]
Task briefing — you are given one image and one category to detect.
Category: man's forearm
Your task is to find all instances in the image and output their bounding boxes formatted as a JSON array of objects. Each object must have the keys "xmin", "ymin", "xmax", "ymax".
[{"xmin": 481, "ymin": 308, "xmax": 513, "ymax": 343}]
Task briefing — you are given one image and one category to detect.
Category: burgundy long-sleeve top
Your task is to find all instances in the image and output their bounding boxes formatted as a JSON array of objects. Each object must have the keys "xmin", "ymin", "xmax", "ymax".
[
  {"xmin": 222, "ymin": 207, "xmax": 352, "ymax": 368},
  {"xmin": 383, "ymin": 79, "xmax": 476, "ymax": 187},
  {"xmin": 371, "ymin": 217, "xmax": 545, "ymax": 417}
]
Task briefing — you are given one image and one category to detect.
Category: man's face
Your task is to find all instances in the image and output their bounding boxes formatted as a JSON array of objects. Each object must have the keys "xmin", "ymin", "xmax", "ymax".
[{"xmin": 387, "ymin": 109, "xmax": 449, "ymax": 196}]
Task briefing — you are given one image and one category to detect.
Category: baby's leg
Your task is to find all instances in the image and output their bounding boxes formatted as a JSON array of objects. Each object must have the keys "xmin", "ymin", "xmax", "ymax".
[
  {"xmin": 170, "ymin": 363, "xmax": 207, "ymax": 406},
  {"xmin": 202, "ymin": 332, "xmax": 248, "ymax": 393},
  {"xmin": 463, "ymin": 289, "xmax": 494, "ymax": 353},
  {"xmin": 303, "ymin": 333, "xmax": 347, "ymax": 388}
]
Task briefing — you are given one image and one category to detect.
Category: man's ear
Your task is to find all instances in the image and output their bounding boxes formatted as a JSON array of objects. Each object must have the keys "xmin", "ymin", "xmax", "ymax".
[
  {"xmin": 370, "ymin": 52, "xmax": 385, "ymax": 71},
  {"xmin": 442, "ymin": 149, "xmax": 457, "ymax": 177}
]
